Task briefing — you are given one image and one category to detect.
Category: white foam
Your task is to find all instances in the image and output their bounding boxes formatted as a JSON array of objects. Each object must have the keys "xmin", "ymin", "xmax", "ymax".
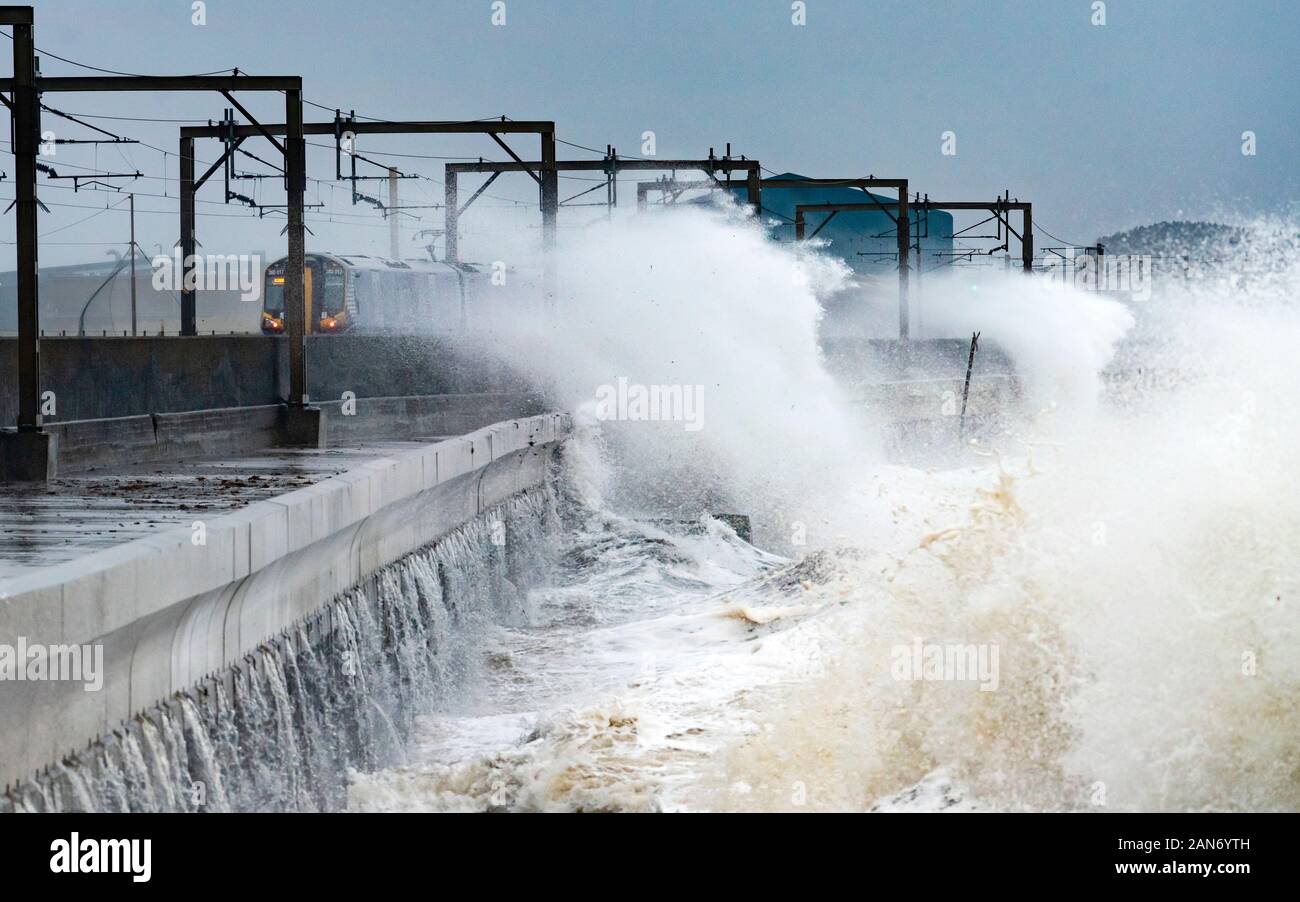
[{"xmin": 349, "ymin": 211, "xmax": 1300, "ymax": 812}]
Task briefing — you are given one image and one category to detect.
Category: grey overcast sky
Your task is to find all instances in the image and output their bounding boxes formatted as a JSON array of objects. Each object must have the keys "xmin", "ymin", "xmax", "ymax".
[{"xmin": 3, "ymin": 0, "xmax": 1296, "ymax": 267}]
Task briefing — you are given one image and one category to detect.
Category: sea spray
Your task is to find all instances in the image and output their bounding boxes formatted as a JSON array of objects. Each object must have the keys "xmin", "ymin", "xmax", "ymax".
[
  {"xmin": 348, "ymin": 209, "xmax": 1300, "ymax": 813},
  {"xmin": 467, "ymin": 198, "xmax": 875, "ymax": 550},
  {"xmin": 692, "ymin": 221, "xmax": 1300, "ymax": 812}
]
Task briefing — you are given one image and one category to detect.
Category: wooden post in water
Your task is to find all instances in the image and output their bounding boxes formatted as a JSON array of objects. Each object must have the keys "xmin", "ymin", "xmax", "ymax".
[{"xmin": 959, "ymin": 331, "xmax": 981, "ymax": 441}]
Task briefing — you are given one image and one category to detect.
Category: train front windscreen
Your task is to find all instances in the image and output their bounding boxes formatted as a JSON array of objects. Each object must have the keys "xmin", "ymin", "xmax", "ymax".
[{"xmin": 261, "ymin": 258, "xmax": 350, "ymax": 334}]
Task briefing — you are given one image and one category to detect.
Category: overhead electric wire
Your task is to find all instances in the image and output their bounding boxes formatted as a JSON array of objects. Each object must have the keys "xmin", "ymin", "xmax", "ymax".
[
  {"xmin": 0, "ymin": 29, "xmax": 239, "ymax": 78},
  {"xmin": 1031, "ymin": 219, "xmax": 1085, "ymax": 246},
  {"xmin": 0, "ymin": 37, "xmax": 468, "ymax": 210},
  {"xmin": 33, "ymin": 111, "xmax": 212, "ymax": 124},
  {"xmin": 0, "ymin": 191, "xmax": 422, "ymax": 243},
  {"xmin": 1, "ymin": 37, "xmax": 583, "ymax": 208},
  {"xmin": 31, "ymin": 195, "xmax": 130, "ymax": 238},
  {"xmin": 0, "ymin": 36, "xmax": 645, "ymax": 237}
]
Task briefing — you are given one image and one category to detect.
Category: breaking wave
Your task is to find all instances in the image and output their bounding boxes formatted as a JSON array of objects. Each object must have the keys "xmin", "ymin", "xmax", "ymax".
[{"xmin": 349, "ymin": 209, "xmax": 1300, "ymax": 812}]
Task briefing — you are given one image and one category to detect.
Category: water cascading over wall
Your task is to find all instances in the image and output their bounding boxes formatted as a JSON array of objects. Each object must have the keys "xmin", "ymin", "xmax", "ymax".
[{"xmin": 2, "ymin": 485, "xmax": 562, "ymax": 813}]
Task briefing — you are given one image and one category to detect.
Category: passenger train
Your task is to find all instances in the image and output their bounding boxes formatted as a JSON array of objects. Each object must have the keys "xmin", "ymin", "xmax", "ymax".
[{"xmin": 260, "ymin": 253, "xmax": 494, "ymax": 335}]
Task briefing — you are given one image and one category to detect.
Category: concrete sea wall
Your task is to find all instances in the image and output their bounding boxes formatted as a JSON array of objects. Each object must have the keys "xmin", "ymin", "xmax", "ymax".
[{"xmin": 0, "ymin": 412, "xmax": 571, "ymax": 798}]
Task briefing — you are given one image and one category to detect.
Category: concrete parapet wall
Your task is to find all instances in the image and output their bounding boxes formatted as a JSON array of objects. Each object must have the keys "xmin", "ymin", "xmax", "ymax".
[
  {"xmin": 319, "ymin": 393, "xmax": 544, "ymax": 444},
  {"xmin": 0, "ymin": 337, "xmax": 1008, "ymax": 427},
  {"xmin": 821, "ymin": 337, "xmax": 1015, "ymax": 383},
  {"xmin": 0, "ymin": 412, "xmax": 570, "ymax": 789},
  {"xmin": 0, "ymin": 336, "xmax": 282, "ymax": 424},
  {"xmin": 856, "ymin": 374, "xmax": 1023, "ymax": 463},
  {"xmin": 0, "ymin": 334, "xmax": 535, "ymax": 424},
  {"xmin": 855, "ymin": 373, "xmax": 1022, "ymax": 421},
  {"xmin": 48, "ymin": 405, "xmax": 285, "ymax": 472}
]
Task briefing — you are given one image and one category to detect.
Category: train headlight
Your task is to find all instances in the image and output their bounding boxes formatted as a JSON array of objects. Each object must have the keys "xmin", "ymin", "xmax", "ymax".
[{"xmin": 318, "ymin": 310, "xmax": 347, "ymax": 333}]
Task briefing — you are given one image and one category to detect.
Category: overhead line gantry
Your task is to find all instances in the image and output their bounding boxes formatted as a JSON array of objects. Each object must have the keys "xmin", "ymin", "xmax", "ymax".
[{"xmin": 0, "ymin": 4, "xmax": 313, "ymax": 478}]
